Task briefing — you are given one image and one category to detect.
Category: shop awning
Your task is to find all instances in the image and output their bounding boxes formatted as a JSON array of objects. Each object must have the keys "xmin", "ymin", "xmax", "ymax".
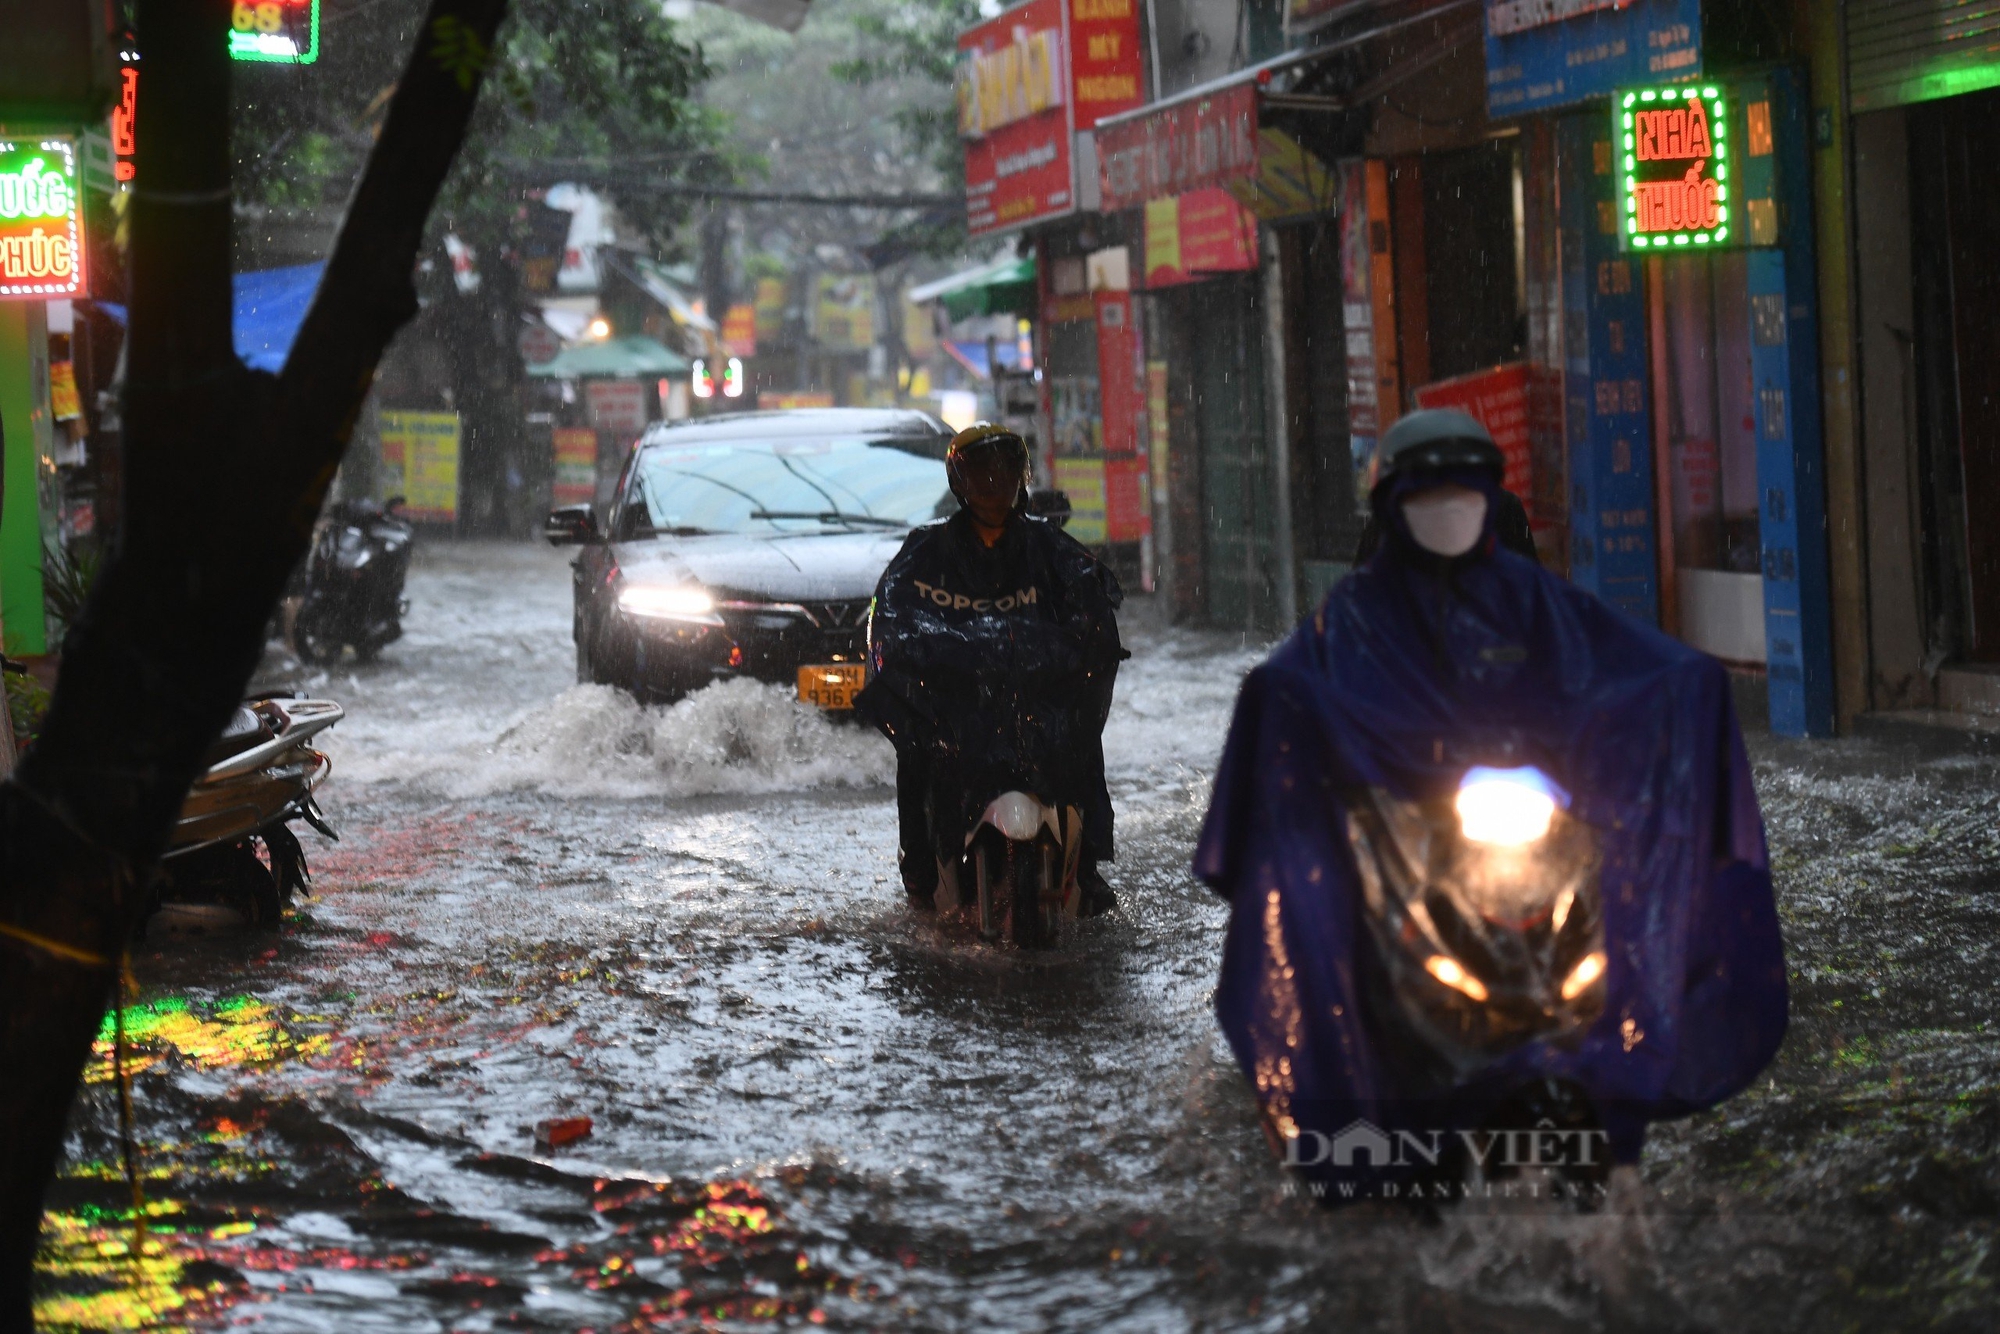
[
  {"xmin": 234, "ymin": 261, "xmax": 324, "ymax": 372},
  {"xmin": 525, "ymin": 335, "xmax": 690, "ymax": 380},
  {"xmin": 1092, "ymin": 0, "xmax": 1477, "ymax": 216},
  {"xmin": 942, "ymin": 338, "xmax": 1031, "ymax": 381},
  {"xmin": 907, "ymin": 254, "xmax": 1036, "ymax": 323}
]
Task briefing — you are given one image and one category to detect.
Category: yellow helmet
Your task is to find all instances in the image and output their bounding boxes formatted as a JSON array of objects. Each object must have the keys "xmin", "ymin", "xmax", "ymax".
[{"xmin": 944, "ymin": 421, "xmax": 1029, "ymax": 502}]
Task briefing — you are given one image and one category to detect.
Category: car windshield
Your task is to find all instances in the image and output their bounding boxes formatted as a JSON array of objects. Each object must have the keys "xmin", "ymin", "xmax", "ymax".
[{"xmin": 624, "ymin": 436, "xmax": 951, "ymax": 536}]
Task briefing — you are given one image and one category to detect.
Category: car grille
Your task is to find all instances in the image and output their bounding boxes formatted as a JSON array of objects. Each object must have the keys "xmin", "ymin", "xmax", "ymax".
[{"xmin": 709, "ymin": 597, "xmax": 870, "ymax": 682}]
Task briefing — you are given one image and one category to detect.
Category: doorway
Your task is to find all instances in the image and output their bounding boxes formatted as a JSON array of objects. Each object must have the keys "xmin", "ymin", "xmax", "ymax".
[{"xmin": 1647, "ymin": 251, "xmax": 1765, "ymax": 663}]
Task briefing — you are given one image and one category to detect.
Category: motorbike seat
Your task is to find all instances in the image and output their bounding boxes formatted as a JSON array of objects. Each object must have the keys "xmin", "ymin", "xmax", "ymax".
[{"xmin": 203, "ymin": 705, "xmax": 274, "ymax": 767}]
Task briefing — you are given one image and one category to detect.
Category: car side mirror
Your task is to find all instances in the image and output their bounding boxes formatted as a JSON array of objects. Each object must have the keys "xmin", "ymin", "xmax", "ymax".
[{"xmin": 545, "ymin": 505, "xmax": 599, "ymax": 546}]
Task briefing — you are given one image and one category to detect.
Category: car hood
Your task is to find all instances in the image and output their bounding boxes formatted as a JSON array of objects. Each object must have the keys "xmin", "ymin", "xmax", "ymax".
[{"xmin": 611, "ymin": 528, "xmax": 909, "ymax": 601}]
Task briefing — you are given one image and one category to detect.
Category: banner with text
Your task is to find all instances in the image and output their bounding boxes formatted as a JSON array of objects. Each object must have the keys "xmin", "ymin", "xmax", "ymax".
[{"xmin": 1485, "ymin": 0, "xmax": 1701, "ymax": 117}]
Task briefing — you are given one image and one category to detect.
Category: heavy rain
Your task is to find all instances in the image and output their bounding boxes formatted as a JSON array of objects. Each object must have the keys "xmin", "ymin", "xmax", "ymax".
[{"xmin": 4, "ymin": 1, "xmax": 1998, "ymax": 1332}]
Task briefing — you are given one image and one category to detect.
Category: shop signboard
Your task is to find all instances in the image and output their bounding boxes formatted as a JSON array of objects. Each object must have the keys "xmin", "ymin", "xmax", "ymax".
[
  {"xmin": 1094, "ymin": 291, "xmax": 1139, "ymax": 454},
  {"xmin": 753, "ymin": 276, "xmax": 787, "ymax": 341},
  {"xmin": 1104, "ymin": 455, "xmax": 1150, "ymax": 542},
  {"xmin": 551, "ymin": 427, "xmax": 597, "ymax": 507},
  {"xmin": 1053, "ymin": 457, "xmax": 1108, "ymax": 543},
  {"xmin": 1557, "ymin": 113, "xmax": 1656, "ymax": 623},
  {"xmin": 0, "ymin": 139, "xmax": 84, "ymax": 300},
  {"xmin": 1098, "ymin": 81, "xmax": 1258, "ymax": 212},
  {"xmin": 230, "ymin": 0, "xmax": 321, "ymax": 64},
  {"xmin": 1412, "ymin": 362, "xmax": 1563, "ymax": 523},
  {"xmin": 1613, "ymin": 83, "xmax": 1736, "ymax": 250},
  {"xmin": 1484, "ymin": 0, "xmax": 1700, "ymax": 117},
  {"xmin": 722, "ymin": 302, "xmax": 757, "ymax": 357},
  {"xmin": 959, "ymin": 0, "xmax": 1075, "ymax": 237},
  {"xmin": 757, "ymin": 390, "xmax": 834, "ymax": 410},
  {"xmin": 1142, "ymin": 188, "xmax": 1259, "ymax": 287},
  {"xmin": 585, "ymin": 378, "xmax": 648, "ymax": 437},
  {"xmin": 1067, "ymin": 0, "xmax": 1145, "ymax": 129},
  {"xmin": 814, "ymin": 273, "xmax": 876, "ymax": 351},
  {"xmin": 379, "ymin": 410, "xmax": 460, "ymax": 524}
]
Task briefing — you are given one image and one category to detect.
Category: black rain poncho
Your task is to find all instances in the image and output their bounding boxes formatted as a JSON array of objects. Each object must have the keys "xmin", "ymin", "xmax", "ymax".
[{"xmin": 856, "ymin": 508, "xmax": 1124, "ymax": 865}]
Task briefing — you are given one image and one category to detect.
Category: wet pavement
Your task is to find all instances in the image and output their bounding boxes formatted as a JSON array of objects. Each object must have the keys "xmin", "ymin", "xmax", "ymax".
[{"xmin": 35, "ymin": 540, "xmax": 2000, "ymax": 1331}]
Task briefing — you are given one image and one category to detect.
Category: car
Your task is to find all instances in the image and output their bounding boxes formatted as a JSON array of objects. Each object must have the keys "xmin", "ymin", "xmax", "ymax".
[{"xmin": 545, "ymin": 408, "xmax": 954, "ymax": 710}]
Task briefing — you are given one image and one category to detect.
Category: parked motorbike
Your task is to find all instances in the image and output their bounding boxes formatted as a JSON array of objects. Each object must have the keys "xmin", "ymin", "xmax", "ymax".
[
  {"xmin": 1345, "ymin": 764, "xmax": 1607, "ymax": 1085},
  {"xmin": 293, "ymin": 498, "xmax": 413, "ymax": 663},
  {"xmin": 152, "ymin": 695, "xmax": 343, "ymax": 934},
  {"xmin": 934, "ymin": 787, "xmax": 1084, "ymax": 947}
]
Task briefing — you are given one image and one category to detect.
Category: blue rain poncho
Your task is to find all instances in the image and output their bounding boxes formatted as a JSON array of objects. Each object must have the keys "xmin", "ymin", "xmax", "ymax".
[{"xmin": 1194, "ymin": 497, "xmax": 1786, "ymax": 1194}]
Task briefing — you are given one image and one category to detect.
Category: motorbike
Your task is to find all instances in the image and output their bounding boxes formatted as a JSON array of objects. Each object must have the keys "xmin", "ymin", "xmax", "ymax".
[
  {"xmin": 293, "ymin": 498, "xmax": 414, "ymax": 663},
  {"xmin": 152, "ymin": 695, "xmax": 343, "ymax": 934},
  {"xmin": 934, "ymin": 787, "xmax": 1084, "ymax": 948},
  {"xmin": 1346, "ymin": 764, "xmax": 1607, "ymax": 1082},
  {"xmin": 1343, "ymin": 762, "xmax": 1612, "ymax": 1189}
]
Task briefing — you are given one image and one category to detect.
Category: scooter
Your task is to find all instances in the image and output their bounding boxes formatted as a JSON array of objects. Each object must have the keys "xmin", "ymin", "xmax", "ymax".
[
  {"xmin": 152, "ymin": 695, "xmax": 343, "ymax": 934},
  {"xmin": 293, "ymin": 498, "xmax": 414, "ymax": 663},
  {"xmin": 1343, "ymin": 762, "xmax": 1612, "ymax": 1191},
  {"xmin": 1345, "ymin": 764, "xmax": 1607, "ymax": 1084},
  {"xmin": 935, "ymin": 788, "xmax": 1084, "ymax": 947}
]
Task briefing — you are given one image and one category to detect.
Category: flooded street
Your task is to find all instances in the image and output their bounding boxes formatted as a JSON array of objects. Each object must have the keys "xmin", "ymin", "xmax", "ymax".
[{"xmin": 37, "ymin": 541, "xmax": 1999, "ymax": 1332}]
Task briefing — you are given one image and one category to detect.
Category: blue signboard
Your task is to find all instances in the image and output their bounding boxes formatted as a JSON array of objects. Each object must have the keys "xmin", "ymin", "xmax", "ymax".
[
  {"xmin": 1558, "ymin": 112, "xmax": 1657, "ymax": 624},
  {"xmin": 1742, "ymin": 69, "xmax": 1834, "ymax": 736},
  {"xmin": 1487, "ymin": 0, "xmax": 1702, "ymax": 117}
]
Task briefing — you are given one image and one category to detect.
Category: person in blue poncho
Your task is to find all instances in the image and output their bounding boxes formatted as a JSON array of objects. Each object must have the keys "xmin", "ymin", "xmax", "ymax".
[{"xmin": 1195, "ymin": 409, "xmax": 1787, "ymax": 1205}]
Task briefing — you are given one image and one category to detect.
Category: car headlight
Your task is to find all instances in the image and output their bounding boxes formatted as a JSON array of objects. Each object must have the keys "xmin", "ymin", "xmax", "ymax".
[{"xmin": 617, "ymin": 584, "xmax": 722, "ymax": 625}]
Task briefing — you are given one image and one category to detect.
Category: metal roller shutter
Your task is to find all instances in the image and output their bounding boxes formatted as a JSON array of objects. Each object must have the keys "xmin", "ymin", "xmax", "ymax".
[{"xmin": 1849, "ymin": 0, "xmax": 2000, "ymax": 111}]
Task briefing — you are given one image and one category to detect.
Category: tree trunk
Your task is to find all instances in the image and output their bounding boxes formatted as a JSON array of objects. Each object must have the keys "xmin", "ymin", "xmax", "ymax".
[{"xmin": 0, "ymin": 1, "xmax": 506, "ymax": 1322}]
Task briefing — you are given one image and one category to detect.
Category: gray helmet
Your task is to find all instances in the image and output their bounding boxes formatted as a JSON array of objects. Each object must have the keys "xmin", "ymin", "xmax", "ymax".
[{"xmin": 1372, "ymin": 409, "xmax": 1504, "ymax": 496}]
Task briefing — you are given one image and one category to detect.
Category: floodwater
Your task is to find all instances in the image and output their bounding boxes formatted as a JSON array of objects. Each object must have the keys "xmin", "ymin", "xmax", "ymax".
[{"xmin": 36, "ymin": 541, "xmax": 1999, "ymax": 1331}]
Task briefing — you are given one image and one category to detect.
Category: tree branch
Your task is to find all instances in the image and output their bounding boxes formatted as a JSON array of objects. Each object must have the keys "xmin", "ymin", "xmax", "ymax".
[{"xmin": 0, "ymin": 1, "xmax": 507, "ymax": 1318}]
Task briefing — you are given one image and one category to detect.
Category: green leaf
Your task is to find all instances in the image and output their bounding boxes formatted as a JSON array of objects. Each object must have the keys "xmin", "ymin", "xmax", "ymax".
[{"xmin": 431, "ymin": 13, "xmax": 491, "ymax": 92}]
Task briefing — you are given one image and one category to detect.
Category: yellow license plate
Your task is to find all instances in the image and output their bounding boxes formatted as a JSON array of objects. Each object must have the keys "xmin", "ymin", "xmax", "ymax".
[{"xmin": 797, "ymin": 663, "xmax": 867, "ymax": 710}]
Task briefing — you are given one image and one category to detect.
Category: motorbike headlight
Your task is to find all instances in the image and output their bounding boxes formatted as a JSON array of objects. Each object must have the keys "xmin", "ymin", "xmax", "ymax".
[
  {"xmin": 1455, "ymin": 765, "xmax": 1562, "ymax": 847},
  {"xmin": 1560, "ymin": 950, "xmax": 1606, "ymax": 1001},
  {"xmin": 618, "ymin": 583, "xmax": 722, "ymax": 625},
  {"xmin": 1424, "ymin": 954, "xmax": 1489, "ymax": 1002}
]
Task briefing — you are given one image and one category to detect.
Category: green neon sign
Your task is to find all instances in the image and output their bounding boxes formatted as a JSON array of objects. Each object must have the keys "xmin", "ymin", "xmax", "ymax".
[
  {"xmin": 1615, "ymin": 84, "xmax": 1733, "ymax": 251},
  {"xmin": 229, "ymin": 0, "xmax": 320, "ymax": 65}
]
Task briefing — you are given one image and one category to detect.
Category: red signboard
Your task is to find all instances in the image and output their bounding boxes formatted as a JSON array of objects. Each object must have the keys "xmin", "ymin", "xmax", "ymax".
[
  {"xmin": 1097, "ymin": 81, "xmax": 1258, "ymax": 213},
  {"xmin": 722, "ymin": 302, "xmax": 756, "ymax": 357},
  {"xmin": 1068, "ymin": 0, "xmax": 1145, "ymax": 129},
  {"xmin": 1094, "ymin": 290, "xmax": 1139, "ymax": 453},
  {"xmin": 1142, "ymin": 188, "xmax": 1259, "ymax": 287},
  {"xmin": 960, "ymin": 0, "xmax": 1074, "ymax": 238},
  {"xmin": 1104, "ymin": 455, "xmax": 1150, "ymax": 541},
  {"xmin": 1412, "ymin": 362, "xmax": 1564, "ymax": 520}
]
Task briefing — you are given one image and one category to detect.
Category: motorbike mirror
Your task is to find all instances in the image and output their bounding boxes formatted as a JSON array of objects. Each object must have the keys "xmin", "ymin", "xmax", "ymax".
[
  {"xmin": 1028, "ymin": 487, "xmax": 1072, "ymax": 528},
  {"xmin": 545, "ymin": 505, "xmax": 599, "ymax": 547}
]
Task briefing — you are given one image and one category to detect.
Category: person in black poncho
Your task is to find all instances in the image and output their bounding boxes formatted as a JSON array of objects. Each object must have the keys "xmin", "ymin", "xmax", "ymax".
[{"xmin": 855, "ymin": 423, "xmax": 1125, "ymax": 915}]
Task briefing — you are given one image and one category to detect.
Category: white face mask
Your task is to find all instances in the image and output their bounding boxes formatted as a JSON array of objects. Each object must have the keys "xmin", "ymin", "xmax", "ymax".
[{"xmin": 1401, "ymin": 488, "xmax": 1489, "ymax": 557}]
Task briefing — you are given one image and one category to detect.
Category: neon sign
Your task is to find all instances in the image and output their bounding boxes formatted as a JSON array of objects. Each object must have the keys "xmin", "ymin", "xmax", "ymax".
[
  {"xmin": 1615, "ymin": 85, "xmax": 1733, "ymax": 250},
  {"xmin": 0, "ymin": 140, "xmax": 85, "ymax": 299},
  {"xmin": 230, "ymin": 0, "xmax": 320, "ymax": 64}
]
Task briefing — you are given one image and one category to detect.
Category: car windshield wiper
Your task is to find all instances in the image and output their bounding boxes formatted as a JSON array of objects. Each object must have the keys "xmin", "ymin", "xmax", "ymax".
[
  {"xmin": 631, "ymin": 525, "xmax": 714, "ymax": 537},
  {"xmin": 749, "ymin": 510, "xmax": 905, "ymax": 528}
]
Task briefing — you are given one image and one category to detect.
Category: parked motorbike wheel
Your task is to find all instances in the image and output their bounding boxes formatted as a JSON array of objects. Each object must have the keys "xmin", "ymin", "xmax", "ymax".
[
  {"xmin": 293, "ymin": 601, "xmax": 346, "ymax": 665},
  {"xmin": 153, "ymin": 840, "xmax": 285, "ymax": 931}
]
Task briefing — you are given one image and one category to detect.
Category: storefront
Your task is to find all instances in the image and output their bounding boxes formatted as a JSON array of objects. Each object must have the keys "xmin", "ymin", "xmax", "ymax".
[
  {"xmin": 1485, "ymin": 2, "xmax": 1837, "ymax": 737},
  {"xmin": 1846, "ymin": 2, "xmax": 2000, "ymax": 718}
]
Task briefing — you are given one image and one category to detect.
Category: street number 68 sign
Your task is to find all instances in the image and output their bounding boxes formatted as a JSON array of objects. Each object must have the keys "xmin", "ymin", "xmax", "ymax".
[{"xmin": 230, "ymin": 0, "xmax": 320, "ymax": 64}]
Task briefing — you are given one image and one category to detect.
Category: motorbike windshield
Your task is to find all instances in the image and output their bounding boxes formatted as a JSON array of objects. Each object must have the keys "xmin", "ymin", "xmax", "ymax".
[{"xmin": 627, "ymin": 438, "xmax": 951, "ymax": 535}]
